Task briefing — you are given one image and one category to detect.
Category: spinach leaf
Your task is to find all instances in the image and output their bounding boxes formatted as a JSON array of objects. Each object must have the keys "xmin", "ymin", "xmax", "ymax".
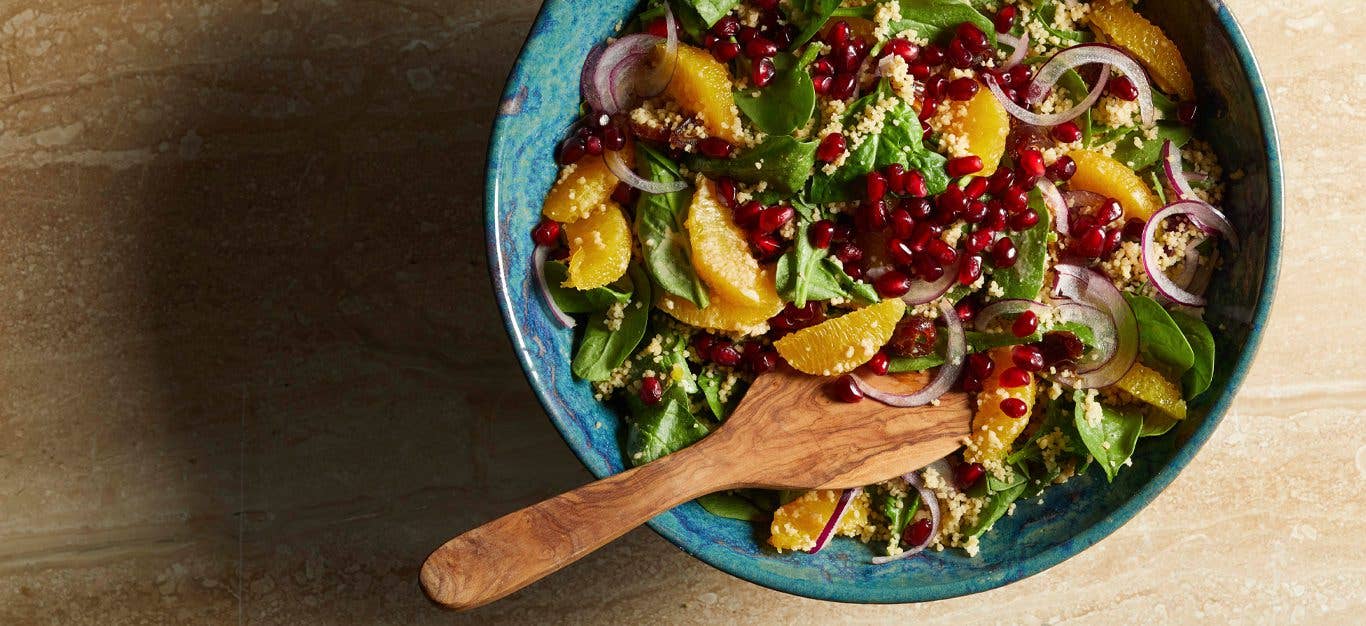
[
  {"xmin": 1169, "ymin": 310, "xmax": 1215, "ymax": 399},
  {"xmin": 1057, "ymin": 69, "xmax": 1093, "ymax": 141},
  {"xmin": 1139, "ymin": 411, "xmax": 1179, "ymax": 438},
  {"xmin": 875, "ymin": 486, "xmax": 919, "ymax": 536},
  {"xmin": 696, "ymin": 492, "xmax": 768, "ymax": 522},
  {"xmin": 1111, "ymin": 123, "xmax": 1193, "ymax": 171},
  {"xmin": 776, "ymin": 214, "xmax": 879, "ymax": 306},
  {"xmin": 887, "ymin": 330, "xmax": 1042, "ymax": 373},
  {"xmin": 1032, "ymin": 0, "xmax": 1090, "ymax": 44},
  {"xmin": 963, "ymin": 481, "xmax": 1025, "ymax": 537},
  {"xmin": 810, "ymin": 82, "xmax": 948, "ymax": 203},
  {"xmin": 789, "ymin": 0, "xmax": 843, "ymax": 47},
  {"xmin": 689, "ymin": 135, "xmax": 818, "ymax": 196},
  {"xmin": 735, "ymin": 49, "xmax": 819, "ymax": 136},
  {"xmin": 1124, "ymin": 293, "xmax": 1195, "ymax": 376},
  {"xmin": 1007, "ymin": 396, "xmax": 1087, "ymax": 464},
  {"xmin": 571, "ymin": 264, "xmax": 652, "ymax": 381},
  {"xmin": 626, "ymin": 383, "xmax": 709, "ymax": 466},
  {"xmin": 697, "ymin": 368, "xmax": 728, "ymax": 420},
  {"xmin": 887, "ymin": 0, "xmax": 996, "ymax": 46},
  {"xmin": 543, "ymin": 260, "xmax": 631, "ymax": 313},
  {"xmin": 1071, "ymin": 391, "xmax": 1142, "ymax": 482},
  {"xmin": 635, "ymin": 145, "xmax": 709, "ymax": 308},
  {"xmin": 989, "ymin": 188, "xmax": 1052, "ymax": 300},
  {"xmin": 678, "ymin": 0, "xmax": 743, "ymax": 26}
]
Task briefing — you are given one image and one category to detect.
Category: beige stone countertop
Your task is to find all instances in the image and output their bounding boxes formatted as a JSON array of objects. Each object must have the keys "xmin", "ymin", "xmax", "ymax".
[{"xmin": 0, "ymin": 0, "xmax": 1361, "ymax": 623}]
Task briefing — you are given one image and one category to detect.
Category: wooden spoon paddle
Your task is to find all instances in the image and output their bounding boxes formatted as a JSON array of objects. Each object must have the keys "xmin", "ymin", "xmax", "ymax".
[{"xmin": 420, "ymin": 366, "xmax": 971, "ymax": 611}]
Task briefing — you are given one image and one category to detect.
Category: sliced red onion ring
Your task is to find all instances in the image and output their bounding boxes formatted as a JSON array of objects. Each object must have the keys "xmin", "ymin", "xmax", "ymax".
[
  {"xmin": 605, "ymin": 149, "xmax": 687, "ymax": 194},
  {"xmin": 985, "ymin": 65, "xmax": 1110, "ymax": 128},
  {"xmin": 1036, "ymin": 178, "xmax": 1069, "ymax": 237},
  {"xmin": 899, "ymin": 259, "xmax": 960, "ymax": 306},
  {"xmin": 996, "ymin": 31, "xmax": 1030, "ymax": 70},
  {"xmin": 1160, "ymin": 139, "xmax": 1197, "ymax": 202},
  {"xmin": 639, "ymin": 4, "xmax": 679, "ymax": 96},
  {"xmin": 1055, "ymin": 301, "xmax": 1116, "ymax": 371},
  {"xmin": 1141, "ymin": 200, "xmax": 1239, "ymax": 306},
  {"xmin": 588, "ymin": 7, "xmax": 678, "ymax": 114},
  {"xmin": 1174, "ymin": 237, "xmax": 1205, "ymax": 289},
  {"xmin": 853, "ymin": 300, "xmax": 964, "ymax": 407},
  {"xmin": 532, "ymin": 246, "xmax": 575, "ymax": 328},
  {"xmin": 1026, "ymin": 43, "xmax": 1155, "ymax": 127},
  {"xmin": 870, "ymin": 471, "xmax": 941, "ymax": 564},
  {"xmin": 809, "ymin": 487, "xmax": 861, "ymax": 554},
  {"xmin": 580, "ymin": 44, "xmax": 607, "ymax": 113},
  {"xmin": 974, "ymin": 299, "xmax": 1051, "ymax": 333},
  {"xmin": 1051, "ymin": 264, "xmax": 1137, "ymax": 388}
]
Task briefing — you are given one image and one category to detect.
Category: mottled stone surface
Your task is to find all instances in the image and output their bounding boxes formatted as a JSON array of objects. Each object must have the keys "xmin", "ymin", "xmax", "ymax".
[{"xmin": 0, "ymin": 1, "xmax": 1360, "ymax": 624}]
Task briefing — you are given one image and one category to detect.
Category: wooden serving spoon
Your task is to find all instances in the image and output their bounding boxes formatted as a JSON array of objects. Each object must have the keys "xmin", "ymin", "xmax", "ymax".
[{"xmin": 420, "ymin": 366, "xmax": 971, "ymax": 611}]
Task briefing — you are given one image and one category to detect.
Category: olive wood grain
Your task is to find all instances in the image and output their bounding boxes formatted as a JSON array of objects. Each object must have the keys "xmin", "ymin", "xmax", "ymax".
[{"xmin": 420, "ymin": 366, "xmax": 972, "ymax": 611}]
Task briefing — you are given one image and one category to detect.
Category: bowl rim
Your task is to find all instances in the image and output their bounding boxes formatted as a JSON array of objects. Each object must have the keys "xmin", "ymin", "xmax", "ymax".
[{"xmin": 482, "ymin": 0, "xmax": 1282, "ymax": 604}]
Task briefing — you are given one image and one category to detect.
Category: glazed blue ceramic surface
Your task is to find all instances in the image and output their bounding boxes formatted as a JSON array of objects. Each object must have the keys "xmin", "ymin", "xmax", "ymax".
[{"xmin": 484, "ymin": 0, "xmax": 1281, "ymax": 603}]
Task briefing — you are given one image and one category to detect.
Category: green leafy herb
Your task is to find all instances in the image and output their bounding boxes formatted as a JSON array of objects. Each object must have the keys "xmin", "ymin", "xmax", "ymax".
[
  {"xmin": 1057, "ymin": 69, "xmax": 1093, "ymax": 141},
  {"xmin": 1007, "ymin": 396, "xmax": 1087, "ymax": 465},
  {"xmin": 689, "ymin": 135, "xmax": 818, "ymax": 196},
  {"xmin": 776, "ymin": 214, "xmax": 879, "ymax": 306},
  {"xmin": 635, "ymin": 145, "xmax": 709, "ymax": 308},
  {"xmin": 696, "ymin": 492, "xmax": 768, "ymax": 522},
  {"xmin": 1071, "ymin": 391, "xmax": 1143, "ymax": 482},
  {"xmin": 963, "ymin": 481, "xmax": 1025, "ymax": 537},
  {"xmin": 625, "ymin": 383, "xmax": 709, "ymax": 466},
  {"xmin": 1032, "ymin": 0, "xmax": 1090, "ymax": 44},
  {"xmin": 734, "ymin": 49, "xmax": 819, "ymax": 136},
  {"xmin": 542, "ymin": 260, "xmax": 631, "ymax": 313},
  {"xmin": 1139, "ymin": 411, "xmax": 1179, "ymax": 438},
  {"xmin": 989, "ymin": 188, "xmax": 1052, "ymax": 300},
  {"xmin": 678, "ymin": 0, "xmax": 743, "ymax": 26},
  {"xmin": 875, "ymin": 486, "xmax": 919, "ymax": 536},
  {"xmin": 571, "ymin": 264, "xmax": 652, "ymax": 381},
  {"xmin": 1124, "ymin": 293, "xmax": 1195, "ymax": 376},
  {"xmin": 789, "ymin": 0, "xmax": 843, "ymax": 47},
  {"xmin": 1169, "ymin": 310, "xmax": 1216, "ymax": 399},
  {"xmin": 697, "ymin": 368, "xmax": 728, "ymax": 419},
  {"xmin": 1111, "ymin": 123, "xmax": 1193, "ymax": 171},
  {"xmin": 840, "ymin": 0, "xmax": 995, "ymax": 46},
  {"xmin": 810, "ymin": 81, "xmax": 949, "ymax": 203}
]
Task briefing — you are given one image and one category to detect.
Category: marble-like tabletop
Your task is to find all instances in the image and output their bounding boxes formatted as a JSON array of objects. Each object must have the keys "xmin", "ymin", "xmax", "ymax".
[{"xmin": 0, "ymin": 0, "xmax": 1361, "ymax": 623}]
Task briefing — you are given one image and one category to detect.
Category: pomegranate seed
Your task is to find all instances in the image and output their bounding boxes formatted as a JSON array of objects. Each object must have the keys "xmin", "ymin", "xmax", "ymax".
[
  {"xmin": 750, "ymin": 232, "xmax": 783, "ymax": 259},
  {"xmin": 889, "ymin": 316, "xmax": 938, "ymax": 357},
  {"xmin": 866, "ymin": 171, "xmax": 888, "ymax": 200},
  {"xmin": 1178, "ymin": 101, "xmax": 1198, "ymax": 126},
  {"xmin": 918, "ymin": 96, "xmax": 940, "ymax": 121},
  {"xmin": 908, "ymin": 222, "xmax": 941, "ymax": 252},
  {"xmin": 716, "ymin": 177, "xmax": 737, "ymax": 208},
  {"xmin": 734, "ymin": 200, "xmax": 761, "ymax": 229},
  {"xmin": 602, "ymin": 125, "xmax": 627, "ymax": 151},
  {"xmin": 832, "ymin": 42, "xmax": 861, "ymax": 73},
  {"xmin": 1046, "ymin": 155, "xmax": 1077, "ymax": 181},
  {"xmin": 947, "ymin": 37, "xmax": 974, "ymax": 69},
  {"xmin": 747, "ymin": 349, "xmax": 778, "ymax": 374},
  {"xmin": 752, "ymin": 57, "xmax": 776, "ymax": 87},
  {"xmin": 611, "ymin": 182, "xmax": 637, "ymax": 206},
  {"xmin": 832, "ymin": 241, "xmax": 864, "ymax": 263},
  {"xmin": 809, "ymin": 58, "xmax": 835, "ymax": 76},
  {"xmin": 753, "ymin": 0, "xmax": 778, "ymax": 10},
  {"xmin": 713, "ymin": 15, "xmax": 740, "ymax": 36},
  {"xmin": 832, "ymin": 222, "xmax": 855, "ymax": 243},
  {"xmin": 987, "ymin": 168, "xmax": 1016, "ymax": 195},
  {"xmin": 1017, "ymin": 149, "xmax": 1046, "ymax": 177},
  {"xmin": 954, "ymin": 299, "xmax": 977, "ymax": 325},
  {"xmin": 963, "ymin": 176, "xmax": 989, "ymax": 200},
  {"xmin": 994, "ymin": 6, "xmax": 1018, "ymax": 34},
  {"xmin": 955, "ymin": 462, "xmax": 985, "ymax": 490},
  {"xmin": 867, "ymin": 351, "xmax": 891, "ymax": 375},
  {"xmin": 711, "ymin": 341, "xmax": 742, "ymax": 367},
  {"xmin": 645, "ymin": 18, "xmax": 668, "ymax": 38},
  {"xmin": 1001, "ymin": 185, "xmax": 1029, "ymax": 213},
  {"xmin": 1074, "ymin": 226, "xmax": 1106, "ymax": 258},
  {"xmin": 831, "ymin": 73, "xmax": 858, "ymax": 99},
  {"xmin": 966, "ymin": 353, "xmax": 995, "ymax": 379},
  {"xmin": 884, "ymin": 37, "xmax": 919, "ymax": 62},
  {"xmin": 947, "ymin": 155, "xmax": 984, "ymax": 177},
  {"xmin": 961, "ymin": 199, "xmax": 988, "ymax": 223},
  {"xmin": 922, "ymin": 44, "xmax": 945, "ymax": 65},
  {"xmin": 692, "ymin": 334, "xmax": 716, "ymax": 361},
  {"xmin": 1051, "ymin": 120, "xmax": 1082, "ymax": 143},
  {"xmin": 827, "ymin": 20, "xmax": 852, "ymax": 46},
  {"xmin": 745, "ymin": 36, "xmax": 778, "ymax": 59},
  {"xmin": 583, "ymin": 135, "xmax": 604, "ymax": 156},
  {"xmin": 698, "ymin": 137, "xmax": 735, "ymax": 159},
  {"xmin": 832, "ymin": 374, "xmax": 864, "ymax": 403},
  {"xmin": 926, "ymin": 238, "xmax": 958, "ymax": 265},
  {"xmin": 1008, "ymin": 64, "xmax": 1033, "ymax": 87},
  {"xmin": 1104, "ymin": 227, "xmax": 1124, "ymax": 256},
  {"xmin": 951, "ymin": 254, "xmax": 979, "ymax": 286},
  {"xmin": 888, "ymin": 238, "xmax": 916, "ymax": 266},
  {"xmin": 903, "ymin": 517, "xmax": 933, "ymax": 547},
  {"xmin": 816, "ymin": 132, "xmax": 847, "ymax": 163},
  {"xmin": 1097, "ymin": 198, "xmax": 1124, "ymax": 225},
  {"xmin": 1009, "ymin": 208, "xmax": 1039, "ymax": 231},
  {"xmin": 858, "ymin": 199, "xmax": 889, "ymax": 232},
  {"xmin": 1000, "ymin": 397, "xmax": 1028, "ymax": 418},
  {"xmin": 558, "ymin": 137, "xmax": 586, "ymax": 164},
  {"xmin": 903, "ymin": 197, "xmax": 933, "ymax": 220},
  {"xmin": 531, "ymin": 218, "xmax": 562, "ymax": 247},
  {"xmin": 925, "ymin": 76, "xmax": 949, "ymax": 99},
  {"xmin": 843, "ymin": 261, "xmax": 865, "ymax": 280},
  {"xmin": 957, "ymin": 23, "xmax": 989, "ymax": 53},
  {"xmin": 1039, "ymin": 331, "xmax": 1085, "ymax": 368},
  {"xmin": 703, "ymin": 33, "xmax": 720, "ymax": 48},
  {"xmin": 903, "ymin": 170, "xmax": 928, "ymax": 198},
  {"xmin": 982, "ymin": 206, "xmax": 1008, "ymax": 232},
  {"xmin": 909, "ymin": 62, "xmax": 931, "ymax": 79},
  {"xmin": 639, "ymin": 376, "xmax": 664, "ymax": 405},
  {"xmin": 874, "ymin": 269, "xmax": 912, "ymax": 297},
  {"xmin": 889, "ymin": 208, "xmax": 915, "ymax": 239},
  {"xmin": 914, "ymin": 256, "xmax": 945, "ymax": 281},
  {"xmin": 1110, "ymin": 75, "xmax": 1139, "ymax": 101},
  {"xmin": 1122, "ymin": 217, "xmax": 1146, "ymax": 241},
  {"xmin": 1011, "ymin": 310, "xmax": 1038, "ymax": 337},
  {"xmin": 999, "ymin": 366, "xmax": 1030, "ymax": 388},
  {"xmin": 812, "ymin": 74, "xmax": 834, "ymax": 95},
  {"xmin": 809, "ymin": 219, "xmax": 836, "ymax": 249},
  {"xmin": 885, "ymin": 163, "xmax": 907, "ymax": 195},
  {"xmin": 759, "ymin": 205, "xmax": 795, "ymax": 233},
  {"xmin": 965, "ymin": 229, "xmax": 994, "ymax": 254},
  {"xmin": 1071, "ymin": 214, "xmax": 1096, "ymax": 234},
  {"xmin": 991, "ymin": 236, "xmax": 1018, "ymax": 268},
  {"xmin": 947, "ymin": 77, "xmax": 980, "ymax": 101},
  {"xmin": 710, "ymin": 41, "xmax": 742, "ymax": 62},
  {"xmin": 737, "ymin": 26, "xmax": 760, "ymax": 44},
  {"xmin": 1012, "ymin": 345, "xmax": 1045, "ymax": 372},
  {"xmin": 961, "ymin": 374, "xmax": 984, "ymax": 392}
]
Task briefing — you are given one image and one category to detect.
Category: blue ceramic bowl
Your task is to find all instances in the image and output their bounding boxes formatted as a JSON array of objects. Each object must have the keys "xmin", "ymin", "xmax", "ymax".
[{"xmin": 485, "ymin": 0, "xmax": 1280, "ymax": 603}]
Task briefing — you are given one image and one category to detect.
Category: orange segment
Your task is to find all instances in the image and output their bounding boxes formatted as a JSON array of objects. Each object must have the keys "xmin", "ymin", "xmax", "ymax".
[
  {"xmin": 769, "ymin": 489, "xmax": 871, "ymax": 552},
  {"xmin": 773, "ymin": 298, "xmax": 906, "ymax": 376},
  {"xmin": 664, "ymin": 44, "xmax": 744, "ymax": 144},
  {"xmin": 944, "ymin": 85, "xmax": 1010, "ymax": 176},
  {"xmin": 658, "ymin": 278, "xmax": 782, "ymax": 333},
  {"xmin": 562, "ymin": 203, "xmax": 631, "ymax": 290},
  {"xmin": 964, "ymin": 348, "xmax": 1036, "ymax": 464},
  {"xmin": 686, "ymin": 176, "xmax": 771, "ymax": 308},
  {"xmin": 1068, "ymin": 149, "xmax": 1162, "ymax": 222},
  {"xmin": 1089, "ymin": 0, "xmax": 1195, "ymax": 101},
  {"xmin": 1114, "ymin": 362, "xmax": 1187, "ymax": 420},
  {"xmin": 541, "ymin": 148, "xmax": 631, "ymax": 224}
]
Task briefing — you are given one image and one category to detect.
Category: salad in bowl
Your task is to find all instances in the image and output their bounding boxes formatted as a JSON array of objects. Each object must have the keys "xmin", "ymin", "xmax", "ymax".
[{"xmin": 528, "ymin": 0, "xmax": 1239, "ymax": 562}]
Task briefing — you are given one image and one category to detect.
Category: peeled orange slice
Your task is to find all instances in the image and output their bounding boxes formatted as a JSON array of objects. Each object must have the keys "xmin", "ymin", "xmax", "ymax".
[
  {"xmin": 542, "ymin": 152, "xmax": 625, "ymax": 224},
  {"xmin": 1114, "ymin": 362, "xmax": 1187, "ymax": 420},
  {"xmin": 664, "ymin": 44, "xmax": 745, "ymax": 144},
  {"xmin": 1068, "ymin": 149, "xmax": 1162, "ymax": 222},
  {"xmin": 686, "ymin": 176, "xmax": 772, "ymax": 308},
  {"xmin": 1089, "ymin": 0, "xmax": 1195, "ymax": 101},
  {"xmin": 773, "ymin": 298, "xmax": 906, "ymax": 376},
  {"xmin": 658, "ymin": 280, "xmax": 782, "ymax": 334},
  {"xmin": 944, "ymin": 85, "xmax": 1010, "ymax": 177},
  {"xmin": 964, "ymin": 348, "xmax": 1036, "ymax": 464},
  {"xmin": 562, "ymin": 203, "xmax": 631, "ymax": 290},
  {"xmin": 769, "ymin": 489, "xmax": 871, "ymax": 552}
]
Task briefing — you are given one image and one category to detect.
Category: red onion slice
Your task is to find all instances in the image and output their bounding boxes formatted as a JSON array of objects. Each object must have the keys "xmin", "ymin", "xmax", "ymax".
[
  {"xmin": 1160, "ymin": 139, "xmax": 1197, "ymax": 202},
  {"xmin": 588, "ymin": 7, "xmax": 678, "ymax": 115},
  {"xmin": 1055, "ymin": 301, "xmax": 1116, "ymax": 372},
  {"xmin": 1051, "ymin": 264, "xmax": 1137, "ymax": 388},
  {"xmin": 1141, "ymin": 201, "xmax": 1239, "ymax": 306},
  {"xmin": 973, "ymin": 299, "xmax": 1051, "ymax": 333},
  {"xmin": 532, "ymin": 246, "xmax": 576, "ymax": 328},
  {"xmin": 638, "ymin": 4, "xmax": 678, "ymax": 96},
  {"xmin": 1174, "ymin": 237, "xmax": 1205, "ymax": 289},
  {"xmin": 853, "ymin": 300, "xmax": 964, "ymax": 407},
  {"xmin": 870, "ymin": 471, "xmax": 941, "ymax": 564},
  {"xmin": 1036, "ymin": 178, "xmax": 1069, "ymax": 237},
  {"xmin": 899, "ymin": 259, "xmax": 960, "ymax": 306},
  {"xmin": 1026, "ymin": 43, "xmax": 1155, "ymax": 127},
  {"xmin": 605, "ymin": 149, "xmax": 687, "ymax": 194},
  {"xmin": 997, "ymin": 31, "xmax": 1030, "ymax": 70},
  {"xmin": 985, "ymin": 65, "xmax": 1110, "ymax": 128},
  {"xmin": 809, "ymin": 487, "xmax": 861, "ymax": 554},
  {"xmin": 580, "ymin": 44, "xmax": 607, "ymax": 113}
]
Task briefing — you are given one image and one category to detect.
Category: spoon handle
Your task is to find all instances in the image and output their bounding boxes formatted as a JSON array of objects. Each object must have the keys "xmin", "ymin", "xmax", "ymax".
[{"xmin": 419, "ymin": 443, "xmax": 730, "ymax": 611}]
